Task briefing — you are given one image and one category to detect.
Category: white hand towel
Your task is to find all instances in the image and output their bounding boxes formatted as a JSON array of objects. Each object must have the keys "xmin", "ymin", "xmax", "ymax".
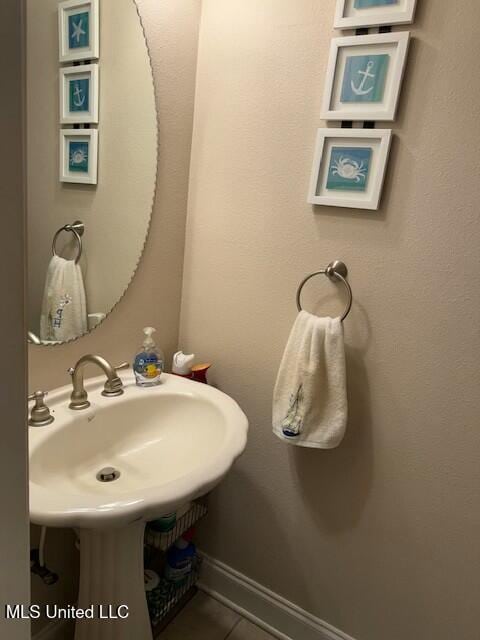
[
  {"xmin": 273, "ymin": 311, "xmax": 347, "ymax": 449},
  {"xmin": 40, "ymin": 256, "xmax": 88, "ymax": 342}
]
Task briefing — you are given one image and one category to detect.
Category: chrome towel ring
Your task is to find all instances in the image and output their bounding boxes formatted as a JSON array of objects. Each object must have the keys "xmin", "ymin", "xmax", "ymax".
[
  {"xmin": 52, "ymin": 221, "xmax": 85, "ymax": 264},
  {"xmin": 296, "ymin": 260, "xmax": 353, "ymax": 322}
]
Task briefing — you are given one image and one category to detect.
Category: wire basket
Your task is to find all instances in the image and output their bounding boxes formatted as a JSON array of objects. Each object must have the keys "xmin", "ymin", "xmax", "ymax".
[
  {"xmin": 145, "ymin": 502, "xmax": 208, "ymax": 552},
  {"xmin": 148, "ymin": 558, "xmax": 202, "ymax": 630}
]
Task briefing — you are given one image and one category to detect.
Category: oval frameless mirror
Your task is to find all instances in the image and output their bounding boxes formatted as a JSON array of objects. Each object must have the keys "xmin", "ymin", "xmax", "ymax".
[{"xmin": 26, "ymin": 0, "xmax": 157, "ymax": 345}]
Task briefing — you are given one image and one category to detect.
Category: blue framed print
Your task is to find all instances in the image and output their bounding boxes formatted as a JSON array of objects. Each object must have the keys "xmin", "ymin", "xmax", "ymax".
[
  {"xmin": 308, "ymin": 129, "xmax": 392, "ymax": 211},
  {"xmin": 326, "ymin": 147, "xmax": 373, "ymax": 192},
  {"xmin": 68, "ymin": 11, "xmax": 90, "ymax": 50},
  {"xmin": 335, "ymin": 0, "xmax": 417, "ymax": 29},
  {"xmin": 61, "ymin": 129, "xmax": 98, "ymax": 185},
  {"xmin": 59, "ymin": 0, "xmax": 99, "ymax": 63},
  {"xmin": 340, "ymin": 54, "xmax": 390, "ymax": 104},
  {"xmin": 321, "ymin": 32, "xmax": 410, "ymax": 121},
  {"xmin": 69, "ymin": 141, "xmax": 90, "ymax": 173},
  {"xmin": 60, "ymin": 64, "xmax": 99, "ymax": 124},
  {"xmin": 69, "ymin": 78, "xmax": 90, "ymax": 113},
  {"xmin": 355, "ymin": 0, "xmax": 398, "ymax": 8}
]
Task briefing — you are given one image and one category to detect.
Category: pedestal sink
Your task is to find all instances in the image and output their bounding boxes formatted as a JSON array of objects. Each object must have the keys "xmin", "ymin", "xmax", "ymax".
[{"xmin": 29, "ymin": 372, "xmax": 248, "ymax": 640}]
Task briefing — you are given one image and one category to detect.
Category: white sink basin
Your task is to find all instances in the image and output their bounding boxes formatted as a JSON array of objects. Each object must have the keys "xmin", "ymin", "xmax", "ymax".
[
  {"xmin": 29, "ymin": 372, "xmax": 248, "ymax": 528},
  {"xmin": 28, "ymin": 371, "xmax": 248, "ymax": 640}
]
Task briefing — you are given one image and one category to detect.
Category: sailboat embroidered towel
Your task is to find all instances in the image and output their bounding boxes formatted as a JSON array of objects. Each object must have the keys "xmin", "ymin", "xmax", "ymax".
[
  {"xmin": 40, "ymin": 256, "xmax": 88, "ymax": 343},
  {"xmin": 273, "ymin": 311, "xmax": 347, "ymax": 449}
]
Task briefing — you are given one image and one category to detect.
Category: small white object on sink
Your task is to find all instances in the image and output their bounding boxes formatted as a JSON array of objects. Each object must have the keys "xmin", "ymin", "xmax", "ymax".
[{"xmin": 172, "ymin": 350, "xmax": 195, "ymax": 376}]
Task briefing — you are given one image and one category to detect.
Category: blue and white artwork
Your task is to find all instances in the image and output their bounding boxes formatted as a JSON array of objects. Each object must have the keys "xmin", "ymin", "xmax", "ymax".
[
  {"xmin": 69, "ymin": 141, "xmax": 90, "ymax": 173},
  {"xmin": 354, "ymin": 0, "xmax": 398, "ymax": 8},
  {"xmin": 69, "ymin": 78, "xmax": 90, "ymax": 113},
  {"xmin": 341, "ymin": 54, "xmax": 390, "ymax": 103},
  {"xmin": 326, "ymin": 147, "xmax": 372, "ymax": 192},
  {"xmin": 60, "ymin": 0, "xmax": 99, "ymax": 63},
  {"xmin": 68, "ymin": 11, "xmax": 90, "ymax": 50}
]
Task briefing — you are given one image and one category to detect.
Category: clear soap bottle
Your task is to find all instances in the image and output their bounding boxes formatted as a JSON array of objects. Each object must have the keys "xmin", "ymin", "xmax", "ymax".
[{"xmin": 133, "ymin": 327, "xmax": 164, "ymax": 387}]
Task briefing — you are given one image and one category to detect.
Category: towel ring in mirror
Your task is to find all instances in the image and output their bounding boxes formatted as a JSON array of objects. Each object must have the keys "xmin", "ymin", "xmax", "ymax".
[
  {"xmin": 296, "ymin": 260, "xmax": 353, "ymax": 322},
  {"xmin": 52, "ymin": 221, "xmax": 84, "ymax": 265}
]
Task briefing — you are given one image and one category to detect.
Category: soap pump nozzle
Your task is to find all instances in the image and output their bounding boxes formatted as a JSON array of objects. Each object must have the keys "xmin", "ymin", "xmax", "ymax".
[{"xmin": 143, "ymin": 327, "xmax": 156, "ymax": 350}]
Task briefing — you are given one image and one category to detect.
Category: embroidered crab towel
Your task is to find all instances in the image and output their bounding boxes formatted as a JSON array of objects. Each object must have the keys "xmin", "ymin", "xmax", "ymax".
[{"xmin": 273, "ymin": 312, "xmax": 347, "ymax": 449}]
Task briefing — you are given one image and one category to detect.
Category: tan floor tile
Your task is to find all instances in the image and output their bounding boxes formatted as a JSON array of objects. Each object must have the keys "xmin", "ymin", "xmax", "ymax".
[
  {"xmin": 160, "ymin": 592, "xmax": 241, "ymax": 640},
  {"xmin": 227, "ymin": 619, "xmax": 277, "ymax": 640}
]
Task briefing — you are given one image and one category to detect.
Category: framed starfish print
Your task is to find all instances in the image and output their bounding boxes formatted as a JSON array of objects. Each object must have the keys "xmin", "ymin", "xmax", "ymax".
[{"xmin": 59, "ymin": 0, "xmax": 100, "ymax": 63}]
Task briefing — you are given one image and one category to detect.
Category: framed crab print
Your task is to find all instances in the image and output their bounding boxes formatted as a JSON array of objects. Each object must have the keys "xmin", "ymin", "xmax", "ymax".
[
  {"xmin": 59, "ymin": 0, "xmax": 99, "ymax": 63},
  {"xmin": 321, "ymin": 32, "xmax": 410, "ymax": 121},
  {"xmin": 60, "ymin": 63, "xmax": 99, "ymax": 124},
  {"xmin": 335, "ymin": 0, "xmax": 418, "ymax": 30},
  {"xmin": 308, "ymin": 128, "xmax": 392, "ymax": 210},
  {"xmin": 60, "ymin": 129, "xmax": 98, "ymax": 185}
]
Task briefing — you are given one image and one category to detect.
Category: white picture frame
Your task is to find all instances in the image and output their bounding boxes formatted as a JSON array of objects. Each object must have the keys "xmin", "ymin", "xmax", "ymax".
[
  {"xmin": 321, "ymin": 32, "xmax": 410, "ymax": 122},
  {"xmin": 58, "ymin": 0, "xmax": 99, "ymax": 63},
  {"xmin": 60, "ymin": 63, "xmax": 99, "ymax": 124},
  {"xmin": 335, "ymin": 0, "xmax": 417, "ymax": 30},
  {"xmin": 60, "ymin": 129, "xmax": 98, "ymax": 185},
  {"xmin": 308, "ymin": 128, "xmax": 392, "ymax": 210}
]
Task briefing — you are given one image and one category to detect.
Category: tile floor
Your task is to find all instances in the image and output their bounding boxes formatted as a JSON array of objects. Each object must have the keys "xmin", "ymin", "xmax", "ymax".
[{"xmin": 160, "ymin": 592, "xmax": 276, "ymax": 640}]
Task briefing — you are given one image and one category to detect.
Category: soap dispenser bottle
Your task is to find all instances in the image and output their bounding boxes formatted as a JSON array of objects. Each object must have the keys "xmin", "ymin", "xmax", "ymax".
[{"xmin": 134, "ymin": 327, "xmax": 164, "ymax": 387}]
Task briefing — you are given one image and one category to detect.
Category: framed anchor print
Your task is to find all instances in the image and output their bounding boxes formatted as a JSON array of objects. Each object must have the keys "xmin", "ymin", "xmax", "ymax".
[
  {"xmin": 60, "ymin": 129, "xmax": 98, "ymax": 185},
  {"xmin": 60, "ymin": 64, "xmax": 99, "ymax": 124},
  {"xmin": 59, "ymin": 0, "xmax": 100, "ymax": 63},
  {"xmin": 335, "ymin": 0, "xmax": 418, "ymax": 30},
  {"xmin": 308, "ymin": 128, "xmax": 392, "ymax": 210},
  {"xmin": 321, "ymin": 32, "xmax": 410, "ymax": 121}
]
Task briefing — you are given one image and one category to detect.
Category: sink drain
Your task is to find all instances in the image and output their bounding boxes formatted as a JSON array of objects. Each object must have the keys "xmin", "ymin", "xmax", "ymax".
[{"xmin": 96, "ymin": 467, "xmax": 121, "ymax": 483}]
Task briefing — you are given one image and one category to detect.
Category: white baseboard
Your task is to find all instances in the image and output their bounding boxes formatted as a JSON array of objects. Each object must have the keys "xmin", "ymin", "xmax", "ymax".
[
  {"xmin": 32, "ymin": 619, "xmax": 73, "ymax": 640},
  {"xmin": 198, "ymin": 553, "xmax": 357, "ymax": 640}
]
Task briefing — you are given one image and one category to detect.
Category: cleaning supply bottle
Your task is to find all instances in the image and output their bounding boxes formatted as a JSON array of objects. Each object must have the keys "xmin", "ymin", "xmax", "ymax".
[
  {"xmin": 164, "ymin": 529, "xmax": 196, "ymax": 585},
  {"xmin": 134, "ymin": 327, "xmax": 164, "ymax": 387}
]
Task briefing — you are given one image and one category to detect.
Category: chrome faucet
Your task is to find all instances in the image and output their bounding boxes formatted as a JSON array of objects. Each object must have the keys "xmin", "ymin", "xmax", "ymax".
[{"xmin": 68, "ymin": 355, "xmax": 129, "ymax": 410}]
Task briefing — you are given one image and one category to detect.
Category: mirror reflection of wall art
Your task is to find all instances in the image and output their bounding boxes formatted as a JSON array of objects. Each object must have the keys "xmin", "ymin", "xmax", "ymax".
[
  {"xmin": 335, "ymin": 0, "xmax": 417, "ymax": 29},
  {"xmin": 60, "ymin": 129, "xmax": 98, "ymax": 185},
  {"xmin": 60, "ymin": 64, "xmax": 99, "ymax": 124},
  {"xmin": 308, "ymin": 128, "xmax": 392, "ymax": 210},
  {"xmin": 59, "ymin": 0, "xmax": 100, "ymax": 63},
  {"xmin": 321, "ymin": 32, "xmax": 410, "ymax": 121}
]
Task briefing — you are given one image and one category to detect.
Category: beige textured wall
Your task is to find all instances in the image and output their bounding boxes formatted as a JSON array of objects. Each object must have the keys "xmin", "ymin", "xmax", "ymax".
[
  {"xmin": 0, "ymin": 1, "xmax": 30, "ymax": 638},
  {"xmin": 28, "ymin": 0, "xmax": 201, "ymax": 632},
  {"xmin": 180, "ymin": 2, "xmax": 480, "ymax": 640},
  {"xmin": 27, "ymin": 0, "xmax": 157, "ymax": 334}
]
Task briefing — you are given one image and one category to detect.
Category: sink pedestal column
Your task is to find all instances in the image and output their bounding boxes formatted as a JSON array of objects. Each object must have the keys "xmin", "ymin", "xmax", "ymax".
[{"xmin": 75, "ymin": 521, "xmax": 152, "ymax": 640}]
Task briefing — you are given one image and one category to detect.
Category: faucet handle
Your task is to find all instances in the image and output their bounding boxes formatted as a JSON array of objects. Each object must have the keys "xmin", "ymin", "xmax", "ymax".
[
  {"xmin": 28, "ymin": 391, "xmax": 55, "ymax": 427},
  {"xmin": 102, "ymin": 362, "xmax": 129, "ymax": 398},
  {"xmin": 28, "ymin": 390, "xmax": 47, "ymax": 402}
]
